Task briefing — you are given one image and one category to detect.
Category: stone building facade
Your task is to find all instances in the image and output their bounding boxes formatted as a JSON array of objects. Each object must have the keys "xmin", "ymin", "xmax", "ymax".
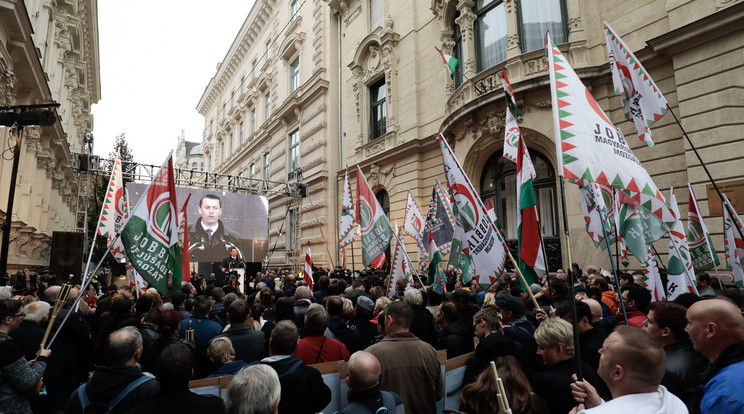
[
  {"xmin": 324, "ymin": 0, "xmax": 744, "ymax": 273},
  {"xmin": 197, "ymin": 0, "xmax": 339, "ymax": 270},
  {"xmin": 0, "ymin": 0, "xmax": 99, "ymax": 272}
]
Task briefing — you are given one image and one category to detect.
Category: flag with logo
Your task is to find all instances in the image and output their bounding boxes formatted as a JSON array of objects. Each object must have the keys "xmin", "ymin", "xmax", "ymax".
[
  {"xmin": 644, "ymin": 245, "xmax": 666, "ymax": 302},
  {"xmin": 121, "ymin": 152, "xmax": 180, "ymax": 295},
  {"xmin": 722, "ymin": 194, "xmax": 744, "ymax": 287},
  {"xmin": 421, "ymin": 180, "xmax": 455, "ymax": 256},
  {"xmin": 547, "ymin": 31, "xmax": 673, "ymax": 261},
  {"xmin": 687, "ymin": 184, "xmax": 719, "ymax": 271},
  {"xmin": 578, "ymin": 181, "xmax": 616, "ymax": 248},
  {"xmin": 666, "ymin": 187, "xmax": 696, "ymax": 299},
  {"xmin": 356, "ymin": 166, "xmax": 394, "ymax": 267},
  {"xmin": 127, "ymin": 263, "xmax": 147, "ymax": 296},
  {"xmin": 433, "ymin": 266, "xmax": 447, "ymax": 295},
  {"xmin": 503, "ymin": 67, "xmax": 519, "ymax": 116},
  {"xmin": 96, "ymin": 150, "xmax": 129, "ymax": 261},
  {"xmin": 302, "ymin": 242, "xmax": 313, "ymax": 291},
  {"xmin": 177, "ymin": 193, "xmax": 192, "ymax": 283},
  {"xmin": 517, "ymin": 134, "xmax": 546, "ymax": 286},
  {"xmin": 449, "ymin": 193, "xmax": 476, "ymax": 285},
  {"xmin": 403, "ymin": 190, "xmax": 426, "ymax": 239},
  {"xmin": 604, "ymin": 22, "xmax": 667, "ymax": 147},
  {"xmin": 339, "ymin": 166, "xmax": 356, "ymax": 248},
  {"xmin": 503, "ymin": 107, "xmax": 521, "ymax": 164},
  {"xmin": 439, "ymin": 133, "xmax": 507, "ymax": 284},
  {"xmin": 388, "ymin": 226, "xmax": 415, "ymax": 297},
  {"xmin": 436, "ymin": 47, "xmax": 459, "ymax": 79}
]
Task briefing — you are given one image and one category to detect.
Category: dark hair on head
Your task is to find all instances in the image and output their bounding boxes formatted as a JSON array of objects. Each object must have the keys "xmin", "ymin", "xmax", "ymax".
[
  {"xmin": 0, "ymin": 299, "xmax": 23, "ymax": 319},
  {"xmin": 251, "ymin": 303, "xmax": 265, "ymax": 320},
  {"xmin": 157, "ymin": 309, "xmax": 182, "ymax": 334},
  {"xmin": 427, "ymin": 287, "xmax": 443, "ymax": 306},
  {"xmin": 620, "ymin": 273, "xmax": 634, "ymax": 284},
  {"xmin": 508, "ymin": 284, "xmax": 523, "ymax": 298},
  {"xmin": 275, "ymin": 297, "xmax": 295, "ymax": 322},
  {"xmin": 156, "ymin": 343, "xmax": 195, "ymax": 389},
  {"xmin": 184, "ymin": 297, "xmax": 196, "ymax": 312},
  {"xmin": 228, "ymin": 299, "xmax": 249, "ymax": 324},
  {"xmin": 439, "ymin": 301, "xmax": 458, "ymax": 324},
  {"xmin": 171, "ymin": 290, "xmax": 187, "ymax": 307},
  {"xmin": 461, "ymin": 355, "xmax": 537, "ymax": 414},
  {"xmin": 473, "ymin": 307, "xmax": 502, "ymax": 331},
  {"xmin": 648, "ymin": 301, "xmax": 689, "ymax": 341},
  {"xmin": 135, "ymin": 295, "xmax": 153, "ymax": 317},
  {"xmin": 621, "ymin": 284, "xmax": 652, "ymax": 312},
  {"xmin": 696, "ymin": 272, "xmax": 711, "ymax": 283},
  {"xmin": 593, "ymin": 277, "xmax": 609, "ymax": 291},
  {"xmin": 386, "ymin": 301, "xmax": 414, "ymax": 329},
  {"xmin": 549, "ymin": 277, "xmax": 568, "ymax": 298},
  {"xmin": 574, "ymin": 300, "xmax": 592, "ymax": 323},
  {"xmin": 304, "ymin": 305, "xmax": 329, "ymax": 335},
  {"xmin": 672, "ymin": 292, "xmax": 703, "ymax": 309},
  {"xmin": 318, "ymin": 275, "xmax": 330, "ymax": 290},
  {"xmin": 717, "ymin": 288, "xmax": 744, "ymax": 309},
  {"xmin": 585, "ymin": 287, "xmax": 602, "ymax": 301},
  {"xmin": 143, "ymin": 309, "xmax": 161, "ymax": 325},
  {"xmin": 326, "ymin": 295, "xmax": 344, "ymax": 316},
  {"xmin": 270, "ymin": 320, "xmax": 298, "ymax": 355},
  {"xmin": 212, "ymin": 287, "xmax": 225, "ymax": 301},
  {"xmin": 194, "ymin": 295, "xmax": 211, "ymax": 315},
  {"xmin": 199, "ymin": 193, "xmax": 222, "ymax": 208},
  {"xmin": 259, "ymin": 287, "xmax": 274, "ymax": 306}
]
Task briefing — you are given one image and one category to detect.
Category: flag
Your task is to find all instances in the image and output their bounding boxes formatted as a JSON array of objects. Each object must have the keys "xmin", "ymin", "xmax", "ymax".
[
  {"xmin": 433, "ymin": 266, "xmax": 447, "ymax": 295},
  {"xmin": 604, "ymin": 22, "xmax": 667, "ymax": 147},
  {"xmin": 178, "ymin": 193, "xmax": 192, "ymax": 283},
  {"xmin": 339, "ymin": 247, "xmax": 346, "ymax": 269},
  {"xmin": 356, "ymin": 166, "xmax": 394, "ymax": 267},
  {"xmin": 503, "ymin": 106, "xmax": 521, "ymax": 164},
  {"xmin": 96, "ymin": 150, "xmax": 129, "ymax": 261},
  {"xmin": 687, "ymin": 184, "xmax": 720, "ymax": 271},
  {"xmin": 503, "ymin": 67, "xmax": 519, "ymax": 116},
  {"xmin": 128, "ymin": 264, "xmax": 147, "ymax": 296},
  {"xmin": 388, "ymin": 227, "xmax": 415, "ymax": 297},
  {"xmin": 439, "ymin": 133, "xmax": 507, "ymax": 284},
  {"xmin": 303, "ymin": 242, "xmax": 313, "ymax": 291},
  {"xmin": 611, "ymin": 187, "xmax": 631, "ymax": 266},
  {"xmin": 617, "ymin": 189, "xmax": 672, "ymax": 262},
  {"xmin": 449, "ymin": 193, "xmax": 476, "ymax": 285},
  {"xmin": 427, "ymin": 232, "xmax": 443, "ymax": 284},
  {"xmin": 339, "ymin": 166, "xmax": 355, "ymax": 248},
  {"xmin": 370, "ymin": 252, "xmax": 386, "ymax": 269},
  {"xmin": 403, "ymin": 190, "xmax": 425, "ymax": 239},
  {"xmin": 436, "ymin": 47, "xmax": 459, "ymax": 79},
  {"xmin": 578, "ymin": 182, "xmax": 616, "ymax": 248},
  {"xmin": 421, "ymin": 180, "xmax": 455, "ymax": 256},
  {"xmin": 278, "ymin": 226, "xmax": 286, "ymax": 237},
  {"xmin": 665, "ymin": 187, "xmax": 696, "ymax": 299},
  {"xmin": 722, "ymin": 194, "xmax": 744, "ymax": 287},
  {"xmin": 644, "ymin": 245, "xmax": 667, "ymax": 302},
  {"xmin": 120, "ymin": 152, "xmax": 181, "ymax": 295},
  {"xmin": 486, "ymin": 199, "xmax": 497, "ymax": 226},
  {"xmin": 517, "ymin": 134, "xmax": 546, "ymax": 287},
  {"xmin": 546, "ymin": 32, "xmax": 670, "ymax": 206}
]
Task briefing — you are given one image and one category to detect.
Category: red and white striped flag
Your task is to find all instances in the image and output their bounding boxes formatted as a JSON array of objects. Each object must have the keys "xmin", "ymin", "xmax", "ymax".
[
  {"xmin": 178, "ymin": 193, "xmax": 192, "ymax": 282},
  {"xmin": 503, "ymin": 67, "xmax": 519, "ymax": 116},
  {"xmin": 303, "ymin": 242, "xmax": 313, "ymax": 291}
]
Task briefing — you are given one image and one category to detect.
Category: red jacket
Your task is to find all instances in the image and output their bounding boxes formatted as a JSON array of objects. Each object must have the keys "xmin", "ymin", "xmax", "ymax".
[{"xmin": 294, "ymin": 335, "xmax": 350, "ymax": 365}]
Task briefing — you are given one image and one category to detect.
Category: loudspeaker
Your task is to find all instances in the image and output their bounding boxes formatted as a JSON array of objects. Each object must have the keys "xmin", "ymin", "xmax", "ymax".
[
  {"xmin": 78, "ymin": 154, "xmax": 89, "ymax": 172},
  {"xmin": 50, "ymin": 231, "xmax": 84, "ymax": 284}
]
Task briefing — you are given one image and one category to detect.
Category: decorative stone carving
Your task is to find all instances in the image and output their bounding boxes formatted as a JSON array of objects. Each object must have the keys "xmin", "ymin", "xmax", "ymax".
[
  {"xmin": 344, "ymin": 5, "xmax": 362, "ymax": 27},
  {"xmin": 507, "ymin": 34, "xmax": 520, "ymax": 48},
  {"xmin": 366, "ymin": 46, "xmax": 381, "ymax": 73},
  {"xmin": 365, "ymin": 139, "xmax": 386, "ymax": 157},
  {"xmin": 533, "ymin": 100, "xmax": 552, "ymax": 109},
  {"xmin": 504, "ymin": 0, "xmax": 515, "ymax": 13},
  {"xmin": 352, "ymin": 67, "xmax": 363, "ymax": 122},
  {"xmin": 0, "ymin": 65, "xmax": 17, "ymax": 106},
  {"xmin": 568, "ymin": 17, "xmax": 582, "ymax": 32},
  {"xmin": 455, "ymin": 9, "xmax": 476, "ymax": 42},
  {"xmin": 367, "ymin": 163, "xmax": 396, "ymax": 188},
  {"xmin": 525, "ymin": 56, "xmax": 548, "ymax": 75}
]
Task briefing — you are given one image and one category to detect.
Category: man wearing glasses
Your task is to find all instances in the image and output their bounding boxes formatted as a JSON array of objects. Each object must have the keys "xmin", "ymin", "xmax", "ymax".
[
  {"xmin": 617, "ymin": 284, "xmax": 651, "ymax": 328},
  {"xmin": 0, "ymin": 299, "xmax": 51, "ymax": 414}
]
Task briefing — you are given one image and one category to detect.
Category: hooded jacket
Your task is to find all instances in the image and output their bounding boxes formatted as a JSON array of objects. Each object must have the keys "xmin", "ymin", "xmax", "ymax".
[{"xmin": 257, "ymin": 355, "xmax": 331, "ymax": 414}]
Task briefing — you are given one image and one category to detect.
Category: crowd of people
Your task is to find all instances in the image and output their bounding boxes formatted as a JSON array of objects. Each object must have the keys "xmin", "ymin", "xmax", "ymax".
[{"xmin": 0, "ymin": 262, "xmax": 743, "ymax": 414}]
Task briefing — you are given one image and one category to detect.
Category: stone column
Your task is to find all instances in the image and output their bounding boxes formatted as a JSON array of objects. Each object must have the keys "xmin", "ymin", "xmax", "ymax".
[{"xmin": 455, "ymin": 0, "xmax": 477, "ymax": 78}]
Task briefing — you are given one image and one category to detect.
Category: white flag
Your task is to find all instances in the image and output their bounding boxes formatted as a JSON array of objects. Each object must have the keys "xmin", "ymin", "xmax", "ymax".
[{"xmin": 722, "ymin": 194, "xmax": 744, "ymax": 288}]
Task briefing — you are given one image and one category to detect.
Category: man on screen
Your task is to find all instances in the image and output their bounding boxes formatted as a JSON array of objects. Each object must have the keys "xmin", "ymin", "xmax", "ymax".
[{"xmin": 189, "ymin": 194, "xmax": 243, "ymax": 262}]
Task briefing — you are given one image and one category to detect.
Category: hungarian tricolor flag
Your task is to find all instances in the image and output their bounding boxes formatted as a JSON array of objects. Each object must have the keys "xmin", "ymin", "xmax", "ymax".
[
  {"xmin": 121, "ymin": 152, "xmax": 181, "ymax": 295},
  {"xmin": 303, "ymin": 242, "xmax": 313, "ymax": 291},
  {"xmin": 96, "ymin": 150, "xmax": 129, "ymax": 262},
  {"xmin": 427, "ymin": 232, "xmax": 443, "ymax": 285},
  {"xmin": 666, "ymin": 187, "xmax": 696, "ymax": 299},
  {"xmin": 177, "ymin": 193, "xmax": 192, "ymax": 283},
  {"xmin": 503, "ymin": 67, "xmax": 519, "ymax": 116},
  {"xmin": 436, "ymin": 47, "xmax": 459, "ymax": 79},
  {"xmin": 722, "ymin": 194, "xmax": 744, "ymax": 287},
  {"xmin": 604, "ymin": 22, "xmax": 667, "ymax": 147},
  {"xmin": 339, "ymin": 165, "xmax": 355, "ymax": 248},
  {"xmin": 686, "ymin": 183, "xmax": 719, "ymax": 272},
  {"xmin": 356, "ymin": 166, "xmax": 394, "ymax": 267},
  {"xmin": 517, "ymin": 134, "xmax": 546, "ymax": 286}
]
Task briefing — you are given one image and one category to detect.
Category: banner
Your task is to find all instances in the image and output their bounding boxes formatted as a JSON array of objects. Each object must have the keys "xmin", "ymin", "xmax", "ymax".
[
  {"xmin": 666, "ymin": 187, "xmax": 696, "ymax": 300},
  {"xmin": 687, "ymin": 183, "xmax": 720, "ymax": 271},
  {"xmin": 356, "ymin": 166, "xmax": 394, "ymax": 267},
  {"xmin": 644, "ymin": 245, "xmax": 666, "ymax": 302},
  {"xmin": 339, "ymin": 166, "xmax": 355, "ymax": 248},
  {"xmin": 517, "ymin": 134, "xmax": 546, "ymax": 286},
  {"xmin": 96, "ymin": 150, "xmax": 129, "ymax": 261},
  {"xmin": 722, "ymin": 193, "xmax": 744, "ymax": 287},
  {"xmin": 421, "ymin": 180, "xmax": 455, "ymax": 256}
]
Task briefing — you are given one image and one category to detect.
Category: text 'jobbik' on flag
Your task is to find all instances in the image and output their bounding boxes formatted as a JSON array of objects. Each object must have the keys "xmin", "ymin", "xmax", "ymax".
[{"xmin": 355, "ymin": 165, "xmax": 394, "ymax": 268}]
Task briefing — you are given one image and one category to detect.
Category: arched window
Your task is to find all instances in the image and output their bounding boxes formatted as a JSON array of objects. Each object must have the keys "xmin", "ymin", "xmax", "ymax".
[{"xmin": 480, "ymin": 150, "xmax": 561, "ymax": 270}]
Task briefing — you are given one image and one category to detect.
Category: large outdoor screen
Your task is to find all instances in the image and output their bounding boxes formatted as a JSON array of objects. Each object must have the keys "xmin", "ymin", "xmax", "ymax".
[{"xmin": 127, "ymin": 184, "xmax": 269, "ymax": 263}]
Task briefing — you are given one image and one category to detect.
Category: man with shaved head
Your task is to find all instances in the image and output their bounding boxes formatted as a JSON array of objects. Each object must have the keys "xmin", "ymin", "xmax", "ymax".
[
  {"xmin": 686, "ymin": 299, "xmax": 744, "ymax": 413},
  {"xmin": 337, "ymin": 351, "xmax": 404, "ymax": 413}
]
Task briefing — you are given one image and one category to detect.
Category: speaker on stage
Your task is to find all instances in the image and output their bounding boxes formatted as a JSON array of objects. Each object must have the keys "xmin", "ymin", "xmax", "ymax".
[{"xmin": 50, "ymin": 231, "xmax": 84, "ymax": 284}]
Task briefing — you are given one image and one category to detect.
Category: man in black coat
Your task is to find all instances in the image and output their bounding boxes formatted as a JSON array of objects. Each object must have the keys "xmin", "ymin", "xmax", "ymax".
[
  {"xmin": 435, "ymin": 301, "xmax": 474, "ymax": 359},
  {"xmin": 255, "ymin": 320, "xmax": 331, "ymax": 414},
  {"xmin": 9, "ymin": 300, "xmax": 49, "ymax": 361},
  {"xmin": 214, "ymin": 299, "xmax": 265, "ymax": 364},
  {"xmin": 464, "ymin": 307, "xmax": 522, "ymax": 384}
]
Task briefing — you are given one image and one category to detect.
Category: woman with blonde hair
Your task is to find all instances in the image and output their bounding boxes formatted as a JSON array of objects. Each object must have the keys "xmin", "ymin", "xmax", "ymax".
[
  {"xmin": 460, "ymin": 355, "xmax": 548, "ymax": 414},
  {"xmin": 206, "ymin": 336, "xmax": 247, "ymax": 378}
]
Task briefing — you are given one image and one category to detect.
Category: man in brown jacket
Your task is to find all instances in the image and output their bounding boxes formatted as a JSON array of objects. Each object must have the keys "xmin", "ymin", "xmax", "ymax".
[{"xmin": 366, "ymin": 301, "xmax": 444, "ymax": 414}]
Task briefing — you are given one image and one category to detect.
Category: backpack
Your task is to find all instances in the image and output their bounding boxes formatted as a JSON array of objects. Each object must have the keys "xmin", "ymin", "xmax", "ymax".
[
  {"xmin": 341, "ymin": 390, "xmax": 400, "ymax": 414},
  {"xmin": 76, "ymin": 375, "xmax": 153, "ymax": 413}
]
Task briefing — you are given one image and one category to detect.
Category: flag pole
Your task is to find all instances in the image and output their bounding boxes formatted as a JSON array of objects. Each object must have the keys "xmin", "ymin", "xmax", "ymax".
[
  {"xmin": 613, "ymin": 189, "xmax": 621, "ymax": 272},
  {"xmin": 596, "ymin": 203, "xmax": 629, "ymax": 325},
  {"xmin": 505, "ymin": 250, "xmax": 539, "ymax": 310},
  {"xmin": 667, "ymin": 104, "xmax": 744, "ymax": 243},
  {"xmin": 650, "ymin": 244, "xmax": 668, "ymax": 273},
  {"xmin": 538, "ymin": 233, "xmax": 554, "ymax": 310}
]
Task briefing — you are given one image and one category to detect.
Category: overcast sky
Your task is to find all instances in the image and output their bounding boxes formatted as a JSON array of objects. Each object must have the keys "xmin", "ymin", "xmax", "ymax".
[{"xmin": 91, "ymin": 1, "xmax": 256, "ymax": 165}]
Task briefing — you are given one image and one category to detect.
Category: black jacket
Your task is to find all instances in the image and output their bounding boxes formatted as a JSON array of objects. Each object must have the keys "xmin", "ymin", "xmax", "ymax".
[
  {"xmin": 410, "ymin": 305, "xmax": 437, "ymax": 346},
  {"xmin": 189, "ymin": 218, "xmax": 243, "ymax": 262},
  {"xmin": 579, "ymin": 326, "xmax": 608, "ymax": 372},
  {"xmin": 64, "ymin": 365, "xmax": 160, "ymax": 414},
  {"xmin": 464, "ymin": 332, "xmax": 522, "ymax": 384},
  {"xmin": 529, "ymin": 357, "xmax": 610, "ymax": 414},
  {"xmin": 257, "ymin": 356, "xmax": 331, "ymax": 414},
  {"xmin": 662, "ymin": 340, "xmax": 707, "ymax": 408},
  {"xmin": 120, "ymin": 388, "xmax": 224, "ymax": 414},
  {"xmin": 215, "ymin": 325, "xmax": 266, "ymax": 364},
  {"xmin": 436, "ymin": 318, "xmax": 475, "ymax": 359}
]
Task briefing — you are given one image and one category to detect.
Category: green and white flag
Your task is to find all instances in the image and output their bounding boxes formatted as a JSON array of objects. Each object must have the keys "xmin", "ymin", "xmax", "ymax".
[
  {"xmin": 722, "ymin": 193, "xmax": 744, "ymax": 287},
  {"xmin": 604, "ymin": 22, "xmax": 668, "ymax": 147},
  {"xmin": 121, "ymin": 152, "xmax": 181, "ymax": 295},
  {"xmin": 687, "ymin": 183, "xmax": 719, "ymax": 272},
  {"xmin": 643, "ymin": 245, "xmax": 666, "ymax": 302},
  {"xmin": 449, "ymin": 193, "xmax": 476, "ymax": 285},
  {"xmin": 439, "ymin": 133, "xmax": 506, "ymax": 285},
  {"xmin": 517, "ymin": 134, "xmax": 546, "ymax": 287},
  {"xmin": 339, "ymin": 166, "xmax": 355, "ymax": 248},
  {"xmin": 96, "ymin": 150, "xmax": 129, "ymax": 262},
  {"xmin": 503, "ymin": 67, "xmax": 520, "ymax": 116},
  {"xmin": 666, "ymin": 187, "xmax": 697, "ymax": 300},
  {"xmin": 427, "ymin": 231, "xmax": 443, "ymax": 285},
  {"xmin": 436, "ymin": 47, "xmax": 459, "ymax": 79},
  {"xmin": 355, "ymin": 165, "xmax": 394, "ymax": 267}
]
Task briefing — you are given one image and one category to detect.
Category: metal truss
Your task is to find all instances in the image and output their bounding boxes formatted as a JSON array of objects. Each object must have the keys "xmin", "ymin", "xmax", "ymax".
[{"xmin": 70, "ymin": 152, "xmax": 306, "ymax": 198}]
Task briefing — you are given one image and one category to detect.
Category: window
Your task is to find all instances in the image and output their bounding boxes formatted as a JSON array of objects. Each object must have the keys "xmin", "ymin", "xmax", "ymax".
[
  {"xmin": 263, "ymin": 153, "xmax": 271, "ymax": 180},
  {"xmin": 220, "ymin": 142, "xmax": 225, "ymax": 164},
  {"xmin": 252, "ymin": 60, "xmax": 257, "ymax": 78},
  {"xmin": 369, "ymin": 79, "xmax": 386, "ymax": 140},
  {"xmin": 222, "ymin": 103, "xmax": 226, "ymax": 119},
  {"xmin": 370, "ymin": 0, "xmax": 383, "ymax": 31},
  {"xmin": 191, "ymin": 162, "xmax": 198, "ymax": 170},
  {"xmin": 289, "ymin": 57, "xmax": 300, "ymax": 94},
  {"xmin": 290, "ymin": 0, "xmax": 299, "ymax": 21},
  {"xmin": 266, "ymin": 39, "xmax": 272, "ymax": 60},
  {"xmin": 289, "ymin": 208, "xmax": 300, "ymax": 250},
  {"xmin": 288, "ymin": 130, "xmax": 300, "ymax": 172},
  {"xmin": 250, "ymin": 163, "xmax": 255, "ymax": 179},
  {"xmin": 519, "ymin": 0, "xmax": 567, "ymax": 53},
  {"xmin": 453, "ymin": 17, "xmax": 463, "ymax": 88},
  {"xmin": 239, "ymin": 121, "xmax": 244, "ymax": 144},
  {"xmin": 230, "ymin": 91, "xmax": 235, "ymax": 109},
  {"xmin": 229, "ymin": 133, "xmax": 233, "ymax": 154},
  {"xmin": 475, "ymin": 0, "xmax": 508, "ymax": 72},
  {"xmin": 240, "ymin": 76, "xmax": 245, "ymax": 95},
  {"xmin": 265, "ymin": 91, "xmax": 271, "ymax": 121},
  {"xmin": 250, "ymin": 109, "xmax": 256, "ymax": 134}
]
